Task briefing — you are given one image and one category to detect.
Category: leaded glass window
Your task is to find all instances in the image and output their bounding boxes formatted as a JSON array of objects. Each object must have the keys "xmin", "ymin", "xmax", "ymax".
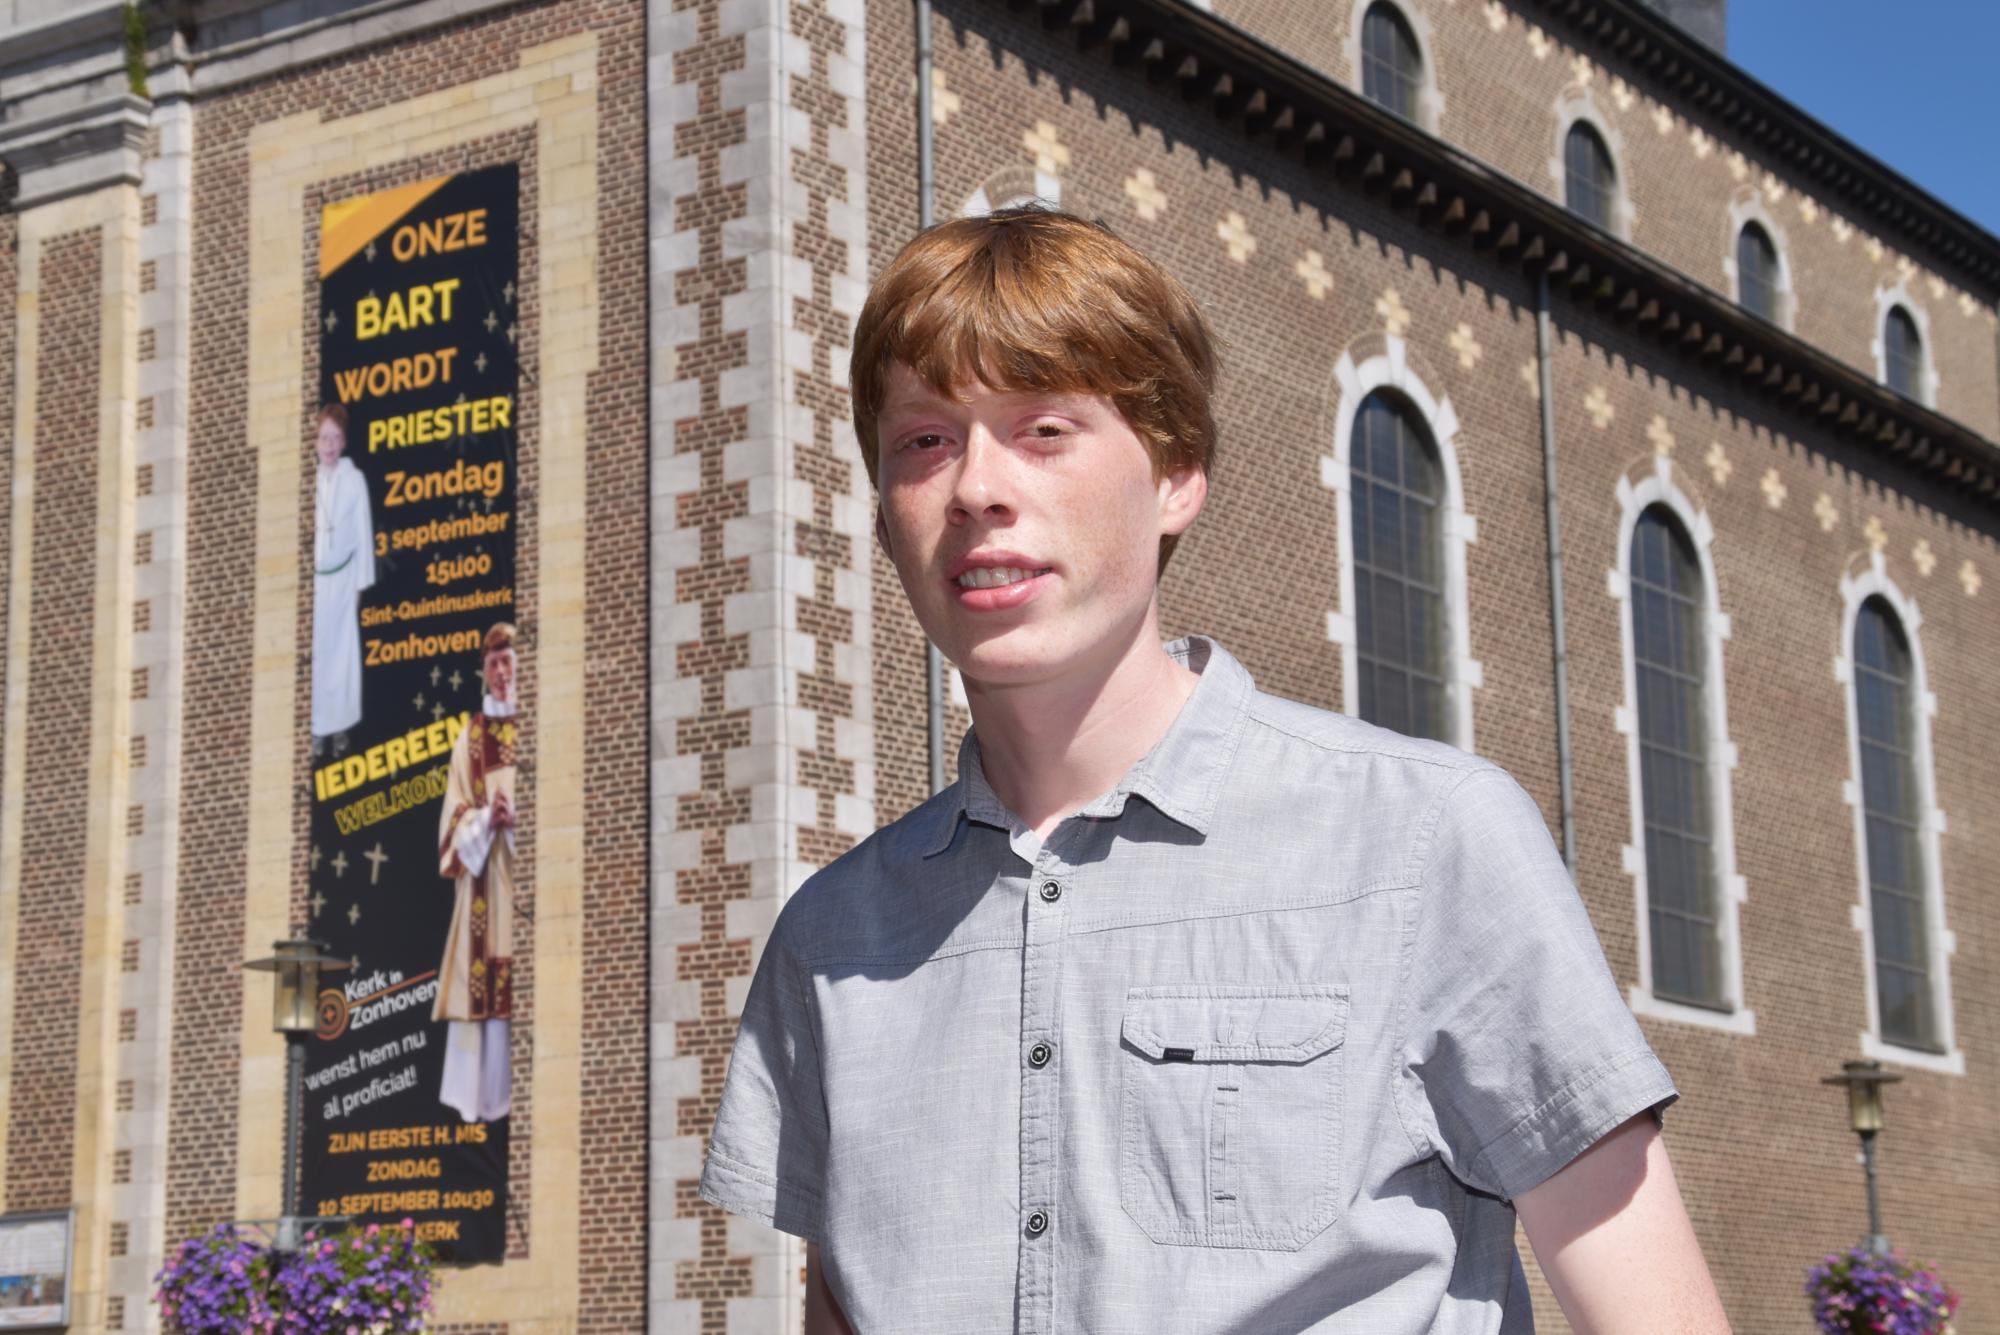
[
  {"xmin": 1351, "ymin": 392, "xmax": 1448, "ymax": 742},
  {"xmin": 1565, "ymin": 122, "xmax": 1617, "ymax": 231},
  {"xmin": 1630, "ymin": 506, "xmax": 1722, "ymax": 1008},
  {"xmin": 1737, "ymin": 223, "xmax": 1780, "ymax": 323},
  {"xmin": 1361, "ymin": 3, "xmax": 1422, "ymax": 122},
  {"xmin": 1884, "ymin": 306, "xmax": 1924, "ymax": 400},
  {"xmin": 1854, "ymin": 597, "xmax": 1937, "ymax": 1050}
]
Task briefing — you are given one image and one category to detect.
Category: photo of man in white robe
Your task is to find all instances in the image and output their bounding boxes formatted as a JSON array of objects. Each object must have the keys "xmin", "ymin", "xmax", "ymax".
[{"xmin": 311, "ymin": 402, "xmax": 375, "ymax": 752}]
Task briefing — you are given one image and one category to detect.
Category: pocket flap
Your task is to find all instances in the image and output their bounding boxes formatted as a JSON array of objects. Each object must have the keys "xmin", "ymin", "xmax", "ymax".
[{"xmin": 1122, "ymin": 986, "xmax": 1348, "ymax": 1063}]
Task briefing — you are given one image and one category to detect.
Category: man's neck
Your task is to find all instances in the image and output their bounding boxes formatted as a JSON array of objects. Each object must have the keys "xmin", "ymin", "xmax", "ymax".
[{"xmin": 962, "ymin": 614, "xmax": 1198, "ymax": 842}]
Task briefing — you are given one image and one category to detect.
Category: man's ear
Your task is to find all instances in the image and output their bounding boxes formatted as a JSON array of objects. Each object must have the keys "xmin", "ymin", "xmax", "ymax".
[
  {"xmin": 1157, "ymin": 465, "xmax": 1207, "ymax": 538},
  {"xmin": 874, "ymin": 504, "xmax": 893, "ymax": 559}
]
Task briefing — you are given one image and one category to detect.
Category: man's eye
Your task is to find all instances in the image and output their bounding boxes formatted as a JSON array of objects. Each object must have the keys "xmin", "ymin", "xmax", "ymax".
[
  {"xmin": 903, "ymin": 433, "xmax": 947, "ymax": 451},
  {"xmin": 1031, "ymin": 423, "xmax": 1066, "ymax": 438}
]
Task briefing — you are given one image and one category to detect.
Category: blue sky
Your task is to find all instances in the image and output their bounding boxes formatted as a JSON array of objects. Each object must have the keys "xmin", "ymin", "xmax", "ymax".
[{"xmin": 1728, "ymin": 1, "xmax": 2000, "ymax": 238}]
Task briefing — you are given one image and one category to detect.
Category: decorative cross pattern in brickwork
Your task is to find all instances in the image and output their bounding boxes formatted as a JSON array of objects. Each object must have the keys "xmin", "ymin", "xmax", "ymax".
[
  {"xmin": 1960, "ymin": 560, "xmax": 1982, "ymax": 597},
  {"xmin": 1023, "ymin": 120, "xmax": 1071, "ymax": 175},
  {"xmin": 1527, "ymin": 25, "xmax": 1552, "ymax": 59},
  {"xmin": 1216, "ymin": 210, "xmax": 1256, "ymax": 263},
  {"xmin": 1483, "ymin": 1, "xmax": 1506, "ymax": 30},
  {"xmin": 1864, "ymin": 515, "xmax": 1888, "ymax": 553},
  {"xmin": 1520, "ymin": 358, "xmax": 1541, "ymax": 402},
  {"xmin": 1833, "ymin": 218, "xmax": 1853, "ymax": 244},
  {"xmin": 1651, "ymin": 105, "xmax": 1674, "ymax": 136},
  {"xmin": 1584, "ymin": 385, "xmax": 1614, "ymax": 429},
  {"xmin": 1375, "ymin": 287, "xmax": 1411, "ymax": 336},
  {"xmin": 1798, "ymin": 196, "xmax": 1819, "ymax": 225},
  {"xmin": 1864, "ymin": 236, "xmax": 1884, "ymax": 263},
  {"xmin": 1814, "ymin": 492, "xmax": 1839, "ymax": 530},
  {"xmin": 1294, "ymin": 250, "xmax": 1332, "ymax": 300},
  {"xmin": 1704, "ymin": 441, "xmax": 1731, "ymax": 486},
  {"xmin": 1609, "ymin": 76, "xmax": 1635, "ymax": 112},
  {"xmin": 1568, "ymin": 55, "xmax": 1593, "ymax": 86},
  {"xmin": 1727, "ymin": 149, "xmax": 1749, "ymax": 181},
  {"xmin": 1646, "ymin": 414, "xmax": 1675, "ymax": 457},
  {"xmin": 1448, "ymin": 322, "xmax": 1482, "ymax": 369},
  {"xmin": 1760, "ymin": 469, "xmax": 1788, "ymax": 509},
  {"xmin": 1124, "ymin": 168, "xmax": 1166, "ymax": 221},
  {"xmin": 1909, "ymin": 540, "xmax": 1936, "ymax": 577},
  {"xmin": 1688, "ymin": 127, "xmax": 1712, "ymax": 159},
  {"xmin": 927, "ymin": 67, "xmax": 961, "ymax": 127}
]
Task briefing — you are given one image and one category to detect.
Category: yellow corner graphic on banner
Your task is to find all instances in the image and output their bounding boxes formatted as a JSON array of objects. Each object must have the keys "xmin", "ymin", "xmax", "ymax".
[{"xmin": 320, "ymin": 175, "xmax": 453, "ymax": 280}]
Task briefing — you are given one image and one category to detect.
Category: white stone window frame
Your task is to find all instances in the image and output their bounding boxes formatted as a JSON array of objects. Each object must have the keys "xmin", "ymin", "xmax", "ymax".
[
  {"xmin": 1343, "ymin": 0, "xmax": 1446, "ymax": 134},
  {"xmin": 962, "ymin": 164, "xmax": 1059, "ymax": 218},
  {"xmin": 1835, "ymin": 554, "xmax": 1964, "ymax": 1076},
  {"xmin": 1551, "ymin": 88, "xmax": 1635, "ymax": 242},
  {"xmin": 1320, "ymin": 336, "xmax": 1481, "ymax": 747},
  {"xmin": 1870, "ymin": 281, "xmax": 1938, "ymax": 408},
  {"xmin": 1610, "ymin": 456, "xmax": 1754, "ymax": 1035},
  {"xmin": 1723, "ymin": 188, "xmax": 1796, "ymax": 332}
]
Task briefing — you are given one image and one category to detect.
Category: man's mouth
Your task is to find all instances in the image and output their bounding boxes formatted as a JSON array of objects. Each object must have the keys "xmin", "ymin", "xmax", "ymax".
[{"xmin": 954, "ymin": 565, "xmax": 1052, "ymax": 590}]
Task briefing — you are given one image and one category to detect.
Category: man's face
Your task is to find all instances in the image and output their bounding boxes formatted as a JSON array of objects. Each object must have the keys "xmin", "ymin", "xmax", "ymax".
[
  {"xmin": 316, "ymin": 416, "xmax": 345, "ymax": 468},
  {"xmin": 872, "ymin": 361, "xmax": 1205, "ymax": 689},
  {"xmin": 484, "ymin": 646, "xmax": 516, "ymax": 703}
]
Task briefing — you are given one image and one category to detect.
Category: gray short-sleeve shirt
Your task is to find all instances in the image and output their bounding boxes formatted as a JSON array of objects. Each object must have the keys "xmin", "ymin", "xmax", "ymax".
[{"xmin": 700, "ymin": 635, "xmax": 1679, "ymax": 1333}]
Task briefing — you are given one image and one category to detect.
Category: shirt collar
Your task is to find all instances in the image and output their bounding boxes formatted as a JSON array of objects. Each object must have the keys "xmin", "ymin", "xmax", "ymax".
[{"xmin": 919, "ymin": 635, "xmax": 1254, "ymax": 858}]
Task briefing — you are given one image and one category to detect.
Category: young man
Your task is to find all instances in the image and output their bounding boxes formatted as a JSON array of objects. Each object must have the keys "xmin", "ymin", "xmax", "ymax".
[
  {"xmin": 311, "ymin": 401, "xmax": 376, "ymax": 755},
  {"xmin": 700, "ymin": 208, "xmax": 1731, "ymax": 1333}
]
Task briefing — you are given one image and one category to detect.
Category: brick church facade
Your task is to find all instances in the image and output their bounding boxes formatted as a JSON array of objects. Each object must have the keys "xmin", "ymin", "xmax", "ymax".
[{"xmin": 0, "ymin": 0, "xmax": 1992, "ymax": 1330}]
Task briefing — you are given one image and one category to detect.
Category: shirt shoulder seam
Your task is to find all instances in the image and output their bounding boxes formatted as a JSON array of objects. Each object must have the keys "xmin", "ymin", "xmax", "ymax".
[{"xmin": 1389, "ymin": 763, "xmax": 1503, "ymax": 1164}]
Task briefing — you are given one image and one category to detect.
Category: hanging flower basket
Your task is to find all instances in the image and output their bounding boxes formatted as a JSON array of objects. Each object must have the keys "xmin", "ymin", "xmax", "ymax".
[
  {"xmin": 155, "ymin": 1220, "xmax": 436, "ymax": 1334},
  {"xmin": 1806, "ymin": 1242, "xmax": 1960, "ymax": 1335}
]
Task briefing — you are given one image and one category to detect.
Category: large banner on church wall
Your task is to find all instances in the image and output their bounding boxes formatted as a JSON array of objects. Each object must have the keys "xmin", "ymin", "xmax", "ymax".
[{"xmin": 303, "ymin": 162, "xmax": 522, "ymax": 1263}]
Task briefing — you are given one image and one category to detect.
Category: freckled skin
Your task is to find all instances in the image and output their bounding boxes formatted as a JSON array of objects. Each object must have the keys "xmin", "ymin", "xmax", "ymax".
[{"xmin": 871, "ymin": 361, "xmax": 1200, "ymax": 696}]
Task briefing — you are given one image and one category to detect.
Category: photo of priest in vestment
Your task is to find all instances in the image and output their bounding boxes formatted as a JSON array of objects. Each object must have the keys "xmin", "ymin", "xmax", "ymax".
[
  {"xmin": 311, "ymin": 402, "xmax": 376, "ymax": 754},
  {"xmin": 433, "ymin": 621, "xmax": 521, "ymax": 1124}
]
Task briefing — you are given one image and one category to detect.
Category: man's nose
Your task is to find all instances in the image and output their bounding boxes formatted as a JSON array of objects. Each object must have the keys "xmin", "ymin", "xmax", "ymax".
[{"xmin": 948, "ymin": 426, "xmax": 1013, "ymax": 521}]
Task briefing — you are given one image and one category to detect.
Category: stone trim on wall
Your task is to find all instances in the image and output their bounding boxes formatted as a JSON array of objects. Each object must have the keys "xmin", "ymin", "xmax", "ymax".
[
  {"xmin": 1610, "ymin": 454, "xmax": 1755, "ymax": 1038},
  {"xmin": 649, "ymin": 0, "xmax": 873, "ymax": 1324},
  {"xmin": 1834, "ymin": 553, "xmax": 1964, "ymax": 1078}
]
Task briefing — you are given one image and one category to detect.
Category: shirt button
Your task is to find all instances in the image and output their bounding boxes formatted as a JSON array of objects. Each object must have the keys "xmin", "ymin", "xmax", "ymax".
[
  {"xmin": 1039, "ymin": 880, "xmax": 1062, "ymax": 903},
  {"xmin": 1028, "ymin": 1042, "xmax": 1052, "ymax": 1068},
  {"xmin": 1025, "ymin": 1210, "xmax": 1049, "ymax": 1237}
]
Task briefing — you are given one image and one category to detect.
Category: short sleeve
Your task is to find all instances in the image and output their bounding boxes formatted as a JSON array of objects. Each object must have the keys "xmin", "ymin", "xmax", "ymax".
[
  {"xmin": 1394, "ymin": 765, "xmax": 1679, "ymax": 1202},
  {"xmin": 697, "ymin": 917, "xmax": 828, "ymax": 1242}
]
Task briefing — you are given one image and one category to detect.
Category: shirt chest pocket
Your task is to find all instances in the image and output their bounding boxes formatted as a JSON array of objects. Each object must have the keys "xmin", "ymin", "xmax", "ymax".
[{"xmin": 1118, "ymin": 985, "xmax": 1348, "ymax": 1251}]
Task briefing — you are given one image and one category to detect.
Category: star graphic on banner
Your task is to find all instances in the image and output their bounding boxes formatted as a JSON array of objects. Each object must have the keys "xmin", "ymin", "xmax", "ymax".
[
  {"xmin": 330, "ymin": 850, "xmax": 349, "ymax": 878},
  {"xmin": 309, "ymin": 890, "xmax": 326, "ymax": 918},
  {"xmin": 364, "ymin": 842, "xmax": 389, "ymax": 884},
  {"xmin": 475, "ymin": 666, "xmax": 486, "ymax": 687},
  {"xmin": 413, "ymin": 691, "xmax": 426, "ymax": 711},
  {"xmin": 323, "ymin": 310, "xmax": 338, "ymax": 332},
  {"xmin": 433, "ymin": 702, "xmax": 446, "ymax": 721},
  {"xmin": 365, "ymin": 239, "xmax": 377, "ymax": 262},
  {"xmin": 449, "ymin": 669, "xmax": 464, "ymax": 692},
  {"xmin": 348, "ymin": 902, "xmax": 362, "ymax": 925},
  {"xmin": 503, "ymin": 279, "xmax": 516, "ymax": 304},
  {"xmin": 482, "ymin": 496, "xmax": 495, "ymax": 512},
  {"xmin": 308, "ymin": 844, "xmax": 323, "ymax": 871},
  {"xmin": 430, "ymin": 665, "xmax": 442, "ymax": 686},
  {"xmin": 506, "ymin": 322, "xmax": 519, "ymax": 346},
  {"xmin": 351, "ymin": 955, "xmax": 360, "ymax": 972},
  {"xmin": 484, "ymin": 309, "xmax": 499, "ymax": 333},
  {"xmin": 455, "ymin": 392, "xmax": 467, "ymax": 406},
  {"xmin": 475, "ymin": 351, "xmax": 488, "ymax": 375}
]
